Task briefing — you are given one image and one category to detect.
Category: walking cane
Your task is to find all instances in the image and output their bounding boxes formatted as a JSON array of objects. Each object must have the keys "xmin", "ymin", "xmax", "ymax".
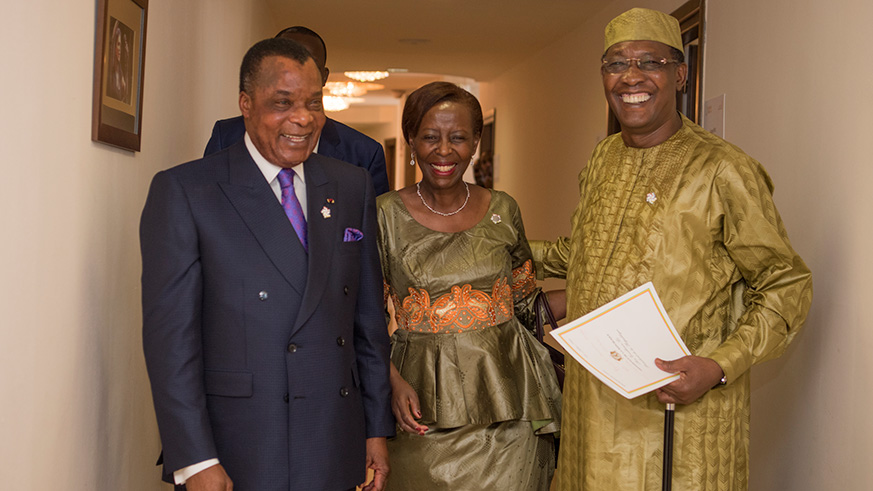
[{"xmin": 662, "ymin": 403, "xmax": 675, "ymax": 491}]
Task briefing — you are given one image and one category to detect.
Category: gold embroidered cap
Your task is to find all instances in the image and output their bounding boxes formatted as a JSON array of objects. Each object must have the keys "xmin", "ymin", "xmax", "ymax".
[{"xmin": 604, "ymin": 8, "xmax": 683, "ymax": 53}]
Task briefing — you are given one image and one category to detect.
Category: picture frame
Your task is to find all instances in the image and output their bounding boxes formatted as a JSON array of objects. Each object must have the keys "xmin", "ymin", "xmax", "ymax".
[{"xmin": 92, "ymin": 0, "xmax": 149, "ymax": 151}]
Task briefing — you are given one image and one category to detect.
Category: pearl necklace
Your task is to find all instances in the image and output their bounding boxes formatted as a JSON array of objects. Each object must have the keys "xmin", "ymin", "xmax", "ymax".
[{"xmin": 416, "ymin": 181, "xmax": 470, "ymax": 217}]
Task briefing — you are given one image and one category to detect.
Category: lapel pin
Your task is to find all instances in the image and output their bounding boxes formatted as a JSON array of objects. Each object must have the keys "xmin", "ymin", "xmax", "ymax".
[
  {"xmin": 326, "ymin": 198, "xmax": 335, "ymax": 203},
  {"xmin": 646, "ymin": 192, "xmax": 657, "ymax": 204},
  {"xmin": 321, "ymin": 206, "xmax": 331, "ymax": 219}
]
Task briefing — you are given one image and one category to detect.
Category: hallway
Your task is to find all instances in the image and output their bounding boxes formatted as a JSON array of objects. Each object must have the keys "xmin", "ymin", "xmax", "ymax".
[{"xmin": 1, "ymin": 0, "xmax": 871, "ymax": 489}]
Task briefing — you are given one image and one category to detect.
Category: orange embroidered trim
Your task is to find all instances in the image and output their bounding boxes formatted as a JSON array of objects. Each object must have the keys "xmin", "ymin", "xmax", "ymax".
[
  {"xmin": 383, "ymin": 280, "xmax": 391, "ymax": 305},
  {"xmin": 390, "ymin": 260, "xmax": 535, "ymax": 334},
  {"xmin": 511, "ymin": 259, "xmax": 536, "ymax": 302}
]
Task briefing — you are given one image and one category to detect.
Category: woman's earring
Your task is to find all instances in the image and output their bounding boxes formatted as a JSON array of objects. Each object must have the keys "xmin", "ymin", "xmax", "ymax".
[{"xmin": 410, "ymin": 155, "xmax": 416, "ymax": 166}]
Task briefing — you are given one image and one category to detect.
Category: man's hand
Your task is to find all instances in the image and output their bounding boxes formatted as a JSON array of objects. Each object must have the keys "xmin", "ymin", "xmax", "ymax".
[
  {"xmin": 184, "ymin": 464, "xmax": 233, "ymax": 491},
  {"xmin": 654, "ymin": 356, "xmax": 724, "ymax": 405},
  {"xmin": 360, "ymin": 437, "xmax": 389, "ymax": 491}
]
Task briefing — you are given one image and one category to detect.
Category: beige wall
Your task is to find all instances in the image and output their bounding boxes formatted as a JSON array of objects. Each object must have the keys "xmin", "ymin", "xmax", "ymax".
[
  {"xmin": 0, "ymin": 1, "xmax": 273, "ymax": 489},
  {"xmin": 706, "ymin": 1, "xmax": 873, "ymax": 489},
  {"xmin": 334, "ymin": 104, "xmax": 399, "ymax": 163},
  {"xmin": 483, "ymin": 0, "xmax": 873, "ymax": 488}
]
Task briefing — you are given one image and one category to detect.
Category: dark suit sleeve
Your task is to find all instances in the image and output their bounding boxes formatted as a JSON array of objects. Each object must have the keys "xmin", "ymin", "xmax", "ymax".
[
  {"xmin": 140, "ymin": 170, "xmax": 217, "ymax": 473},
  {"xmin": 352, "ymin": 171, "xmax": 396, "ymax": 438},
  {"xmin": 203, "ymin": 121, "xmax": 223, "ymax": 157},
  {"xmin": 366, "ymin": 144, "xmax": 390, "ymax": 195}
]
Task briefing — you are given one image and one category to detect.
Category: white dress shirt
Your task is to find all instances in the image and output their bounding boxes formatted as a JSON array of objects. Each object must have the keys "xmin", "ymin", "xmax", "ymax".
[{"xmin": 245, "ymin": 132, "xmax": 309, "ymax": 218}]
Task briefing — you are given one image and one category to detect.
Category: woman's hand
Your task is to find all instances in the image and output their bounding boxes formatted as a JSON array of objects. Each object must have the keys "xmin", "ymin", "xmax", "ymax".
[{"xmin": 389, "ymin": 363, "xmax": 428, "ymax": 435}]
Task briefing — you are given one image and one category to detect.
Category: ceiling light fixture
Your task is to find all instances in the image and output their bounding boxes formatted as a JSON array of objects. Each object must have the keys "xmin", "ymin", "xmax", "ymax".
[
  {"xmin": 325, "ymin": 81, "xmax": 384, "ymax": 98},
  {"xmin": 322, "ymin": 96, "xmax": 365, "ymax": 112},
  {"xmin": 343, "ymin": 70, "xmax": 389, "ymax": 82},
  {"xmin": 323, "ymin": 96, "xmax": 350, "ymax": 112},
  {"xmin": 326, "ymin": 82, "xmax": 367, "ymax": 98}
]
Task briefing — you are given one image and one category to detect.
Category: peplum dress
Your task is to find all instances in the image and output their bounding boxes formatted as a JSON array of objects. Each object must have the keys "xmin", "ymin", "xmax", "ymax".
[{"xmin": 377, "ymin": 189, "xmax": 562, "ymax": 490}]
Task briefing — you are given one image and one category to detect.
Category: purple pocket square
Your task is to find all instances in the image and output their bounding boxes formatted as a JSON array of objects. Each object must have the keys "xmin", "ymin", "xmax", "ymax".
[{"xmin": 343, "ymin": 228, "xmax": 364, "ymax": 242}]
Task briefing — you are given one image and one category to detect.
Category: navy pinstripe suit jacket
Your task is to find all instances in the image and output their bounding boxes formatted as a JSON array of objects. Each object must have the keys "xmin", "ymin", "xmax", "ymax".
[{"xmin": 140, "ymin": 141, "xmax": 394, "ymax": 490}]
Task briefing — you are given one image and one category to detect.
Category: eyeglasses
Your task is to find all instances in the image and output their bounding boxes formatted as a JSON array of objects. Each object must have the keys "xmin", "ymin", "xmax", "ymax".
[{"xmin": 601, "ymin": 57, "xmax": 678, "ymax": 74}]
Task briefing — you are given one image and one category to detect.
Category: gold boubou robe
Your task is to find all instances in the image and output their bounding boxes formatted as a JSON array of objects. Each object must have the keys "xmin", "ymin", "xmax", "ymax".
[{"xmin": 532, "ymin": 116, "xmax": 812, "ymax": 490}]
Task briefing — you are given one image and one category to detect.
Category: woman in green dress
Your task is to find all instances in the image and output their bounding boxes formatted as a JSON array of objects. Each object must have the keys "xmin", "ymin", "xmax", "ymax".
[{"xmin": 377, "ymin": 81, "xmax": 562, "ymax": 490}]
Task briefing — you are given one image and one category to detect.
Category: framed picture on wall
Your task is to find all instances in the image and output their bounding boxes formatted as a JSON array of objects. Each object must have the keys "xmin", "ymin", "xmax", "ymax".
[{"xmin": 91, "ymin": 0, "xmax": 149, "ymax": 151}]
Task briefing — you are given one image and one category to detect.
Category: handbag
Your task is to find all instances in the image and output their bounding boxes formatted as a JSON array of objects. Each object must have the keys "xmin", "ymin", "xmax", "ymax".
[{"xmin": 534, "ymin": 291, "xmax": 565, "ymax": 390}]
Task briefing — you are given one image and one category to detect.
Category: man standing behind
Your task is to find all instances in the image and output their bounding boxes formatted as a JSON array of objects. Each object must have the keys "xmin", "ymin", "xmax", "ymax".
[
  {"xmin": 141, "ymin": 38, "xmax": 393, "ymax": 490},
  {"xmin": 533, "ymin": 8, "xmax": 812, "ymax": 490},
  {"xmin": 204, "ymin": 26, "xmax": 390, "ymax": 195}
]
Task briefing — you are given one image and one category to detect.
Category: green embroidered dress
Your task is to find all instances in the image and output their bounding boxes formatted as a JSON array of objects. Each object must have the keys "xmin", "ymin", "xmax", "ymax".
[{"xmin": 378, "ymin": 189, "xmax": 562, "ymax": 490}]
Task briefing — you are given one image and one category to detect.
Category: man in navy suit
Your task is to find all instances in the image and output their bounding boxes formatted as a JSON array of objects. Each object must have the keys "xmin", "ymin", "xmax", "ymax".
[
  {"xmin": 204, "ymin": 26, "xmax": 390, "ymax": 195},
  {"xmin": 141, "ymin": 38, "xmax": 393, "ymax": 491}
]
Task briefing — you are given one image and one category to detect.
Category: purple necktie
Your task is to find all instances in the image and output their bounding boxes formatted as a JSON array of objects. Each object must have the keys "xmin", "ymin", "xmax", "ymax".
[{"xmin": 277, "ymin": 168, "xmax": 308, "ymax": 251}]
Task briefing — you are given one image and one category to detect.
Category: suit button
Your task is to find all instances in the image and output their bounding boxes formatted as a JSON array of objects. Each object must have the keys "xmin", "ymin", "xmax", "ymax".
[
  {"xmin": 343, "ymin": 286, "xmax": 349, "ymax": 295},
  {"xmin": 336, "ymin": 336, "xmax": 345, "ymax": 346},
  {"xmin": 258, "ymin": 291, "xmax": 268, "ymax": 301},
  {"xmin": 287, "ymin": 343, "xmax": 298, "ymax": 353},
  {"xmin": 283, "ymin": 393, "xmax": 289, "ymax": 403},
  {"xmin": 339, "ymin": 387, "xmax": 350, "ymax": 397}
]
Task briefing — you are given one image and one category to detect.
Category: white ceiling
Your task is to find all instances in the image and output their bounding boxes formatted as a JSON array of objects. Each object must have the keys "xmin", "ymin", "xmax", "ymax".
[{"xmin": 264, "ymin": 0, "xmax": 610, "ymax": 94}]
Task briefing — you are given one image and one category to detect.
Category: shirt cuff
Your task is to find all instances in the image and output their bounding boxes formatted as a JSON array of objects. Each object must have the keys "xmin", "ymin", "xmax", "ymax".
[
  {"xmin": 708, "ymin": 338, "xmax": 752, "ymax": 386},
  {"xmin": 174, "ymin": 459, "xmax": 220, "ymax": 485}
]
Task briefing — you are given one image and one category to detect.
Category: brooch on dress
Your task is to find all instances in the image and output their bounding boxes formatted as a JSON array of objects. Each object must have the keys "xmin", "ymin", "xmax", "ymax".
[
  {"xmin": 491, "ymin": 213, "xmax": 502, "ymax": 224},
  {"xmin": 646, "ymin": 192, "xmax": 657, "ymax": 204}
]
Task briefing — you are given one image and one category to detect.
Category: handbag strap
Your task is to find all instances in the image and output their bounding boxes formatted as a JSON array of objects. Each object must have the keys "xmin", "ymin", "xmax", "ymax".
[{"xmin": 534, "ymin": 291, "xmax": 560, "ymax": 343}]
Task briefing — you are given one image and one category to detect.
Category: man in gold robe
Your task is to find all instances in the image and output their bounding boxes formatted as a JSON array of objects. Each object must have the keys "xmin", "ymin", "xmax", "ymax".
[{"xmin": 532, "ymin": 8, "xmax": 812, "ymax": 490}]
